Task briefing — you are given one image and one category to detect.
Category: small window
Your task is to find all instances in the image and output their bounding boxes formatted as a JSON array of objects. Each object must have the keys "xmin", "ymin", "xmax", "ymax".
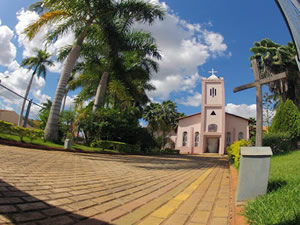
[
  {"xmin": 210, "ymin": 88, "xmax": 217, "ymax": 97},
  {"xmin": 210, "ymin": 111, "xmax": 216, "ymax": 116},
  {"xmin": 195, "ymin": 132, "xmax": 199, "ymax": 147},
  {"xmin": 183, "ymin": 132, "xmax": 188, "ymax": 146},
  {"xmin": 238, "ymin": 132, "xmax": 244, "ymax": 140},
  {"xmin": 226, "ymin": 132, "xmax": 231, "ymax": 146}
]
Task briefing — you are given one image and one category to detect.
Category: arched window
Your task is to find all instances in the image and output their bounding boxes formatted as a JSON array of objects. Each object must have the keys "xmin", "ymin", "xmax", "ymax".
[
  {"xmin": 226, "ymin": 132, "xmax": 231, "ymax": 146},
  {"xmin": 238, "ymin": 132, "xmax": 244, "ymax": 140},
  {"xmin": 195, "ymin": 132, "xmax": 199, "ymax": 147},
  {"xmin": 183, "ymin": 132, "xmax": 188, "ymax": 146}
]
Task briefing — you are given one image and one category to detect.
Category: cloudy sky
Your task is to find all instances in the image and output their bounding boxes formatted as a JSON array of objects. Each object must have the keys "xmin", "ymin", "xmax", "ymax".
[{"xmin": 0, "ymin": 0, "xmax": 292, "ymax": 119}]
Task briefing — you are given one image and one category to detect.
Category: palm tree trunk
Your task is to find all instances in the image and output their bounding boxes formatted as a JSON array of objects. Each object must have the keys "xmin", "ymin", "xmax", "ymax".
[
  {"xmin": 44, "ymin": 17, "xmax": 95, "ymax": 142},
  {"xmin": 61, "ymin": 90, "xmax": 68, "ymax": 113},
  {"xmin": 44, "ymin": 44, "xmax": 81, "ymax": 142},
  {"xmin": 18, "ymin": 72, "xmax": 35, "ymax": 126},
  {"xmin": 93, "ymin": 71, "xmax": 109, "ymax": 112}
]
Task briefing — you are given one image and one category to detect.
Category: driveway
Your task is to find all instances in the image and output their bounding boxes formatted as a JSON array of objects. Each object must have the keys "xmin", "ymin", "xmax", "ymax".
[{"xmin": 0, "ymin": 145, "xmax": 231, "ymax": 225}]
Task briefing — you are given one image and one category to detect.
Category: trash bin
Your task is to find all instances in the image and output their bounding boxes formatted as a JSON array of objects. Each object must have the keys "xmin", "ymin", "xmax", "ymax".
[
  {"xmin": 64, "ymin": 139, "xmax": 71, "ymax": 149},
  {"xmin": 236, "ymin": 147, "xmax": 273, "ymax": 202}
]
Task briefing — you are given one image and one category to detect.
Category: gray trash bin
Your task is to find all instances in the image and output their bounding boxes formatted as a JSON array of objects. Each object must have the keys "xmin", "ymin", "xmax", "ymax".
[
  {"xmin": 64, "ymin": 139, "xmax": 71, "ymax": 149},
  {"xmin": 236, "ymin": 147, "xmax": 273, "ymax": 202}
]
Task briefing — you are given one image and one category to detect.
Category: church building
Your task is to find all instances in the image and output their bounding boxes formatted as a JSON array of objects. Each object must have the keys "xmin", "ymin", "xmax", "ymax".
[{"xmin": 170, "ymin": 70, "xmax": 249, "ymax": 155}]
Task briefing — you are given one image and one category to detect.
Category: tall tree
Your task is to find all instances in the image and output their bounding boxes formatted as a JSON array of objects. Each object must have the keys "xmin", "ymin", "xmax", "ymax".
[
  {"xmin": 18, "ymin": 48, "xmax": 53, "ymax": 127},
  {"xmin": 143, "ymin": 100, "xmax": 183, "ymax": 149},
  {"xmin": 250, "ymin": 39, "xmax": 300, "ymax": 111},
  {"xmin": 25, "ymin": 0, "xmax": 164, "ymax": 142},
  {"xmin": 92, "ymin": 28, "xmax": 162, "ymax": 112},
  {"xmin": 270, "ymin": 99, "xmax": 300, "ymax": 140},
  {"xmin": 38, "ymin": 99, "xmax": 52, "ymax": 129}
]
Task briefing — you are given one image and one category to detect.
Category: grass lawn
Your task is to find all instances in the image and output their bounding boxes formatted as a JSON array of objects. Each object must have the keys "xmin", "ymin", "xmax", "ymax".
[
  {"xmin": 0, "ymin": 132, "xmax": 119, "ymax": 153},
  {"xmin": 244, "ymin": 150, "xmax": 300, "ymax": 225}
]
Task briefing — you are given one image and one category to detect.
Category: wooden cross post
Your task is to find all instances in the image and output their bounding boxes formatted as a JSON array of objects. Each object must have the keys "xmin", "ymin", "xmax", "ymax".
[{"xmin": 233, "ymin": 59, "xmax": 287, "ymax": 146}]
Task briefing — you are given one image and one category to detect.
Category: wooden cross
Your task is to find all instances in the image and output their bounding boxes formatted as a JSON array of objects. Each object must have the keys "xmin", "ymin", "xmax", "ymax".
[{"xmin": 233, "ymin": 59, "xmax": 287, "ymax": 146}]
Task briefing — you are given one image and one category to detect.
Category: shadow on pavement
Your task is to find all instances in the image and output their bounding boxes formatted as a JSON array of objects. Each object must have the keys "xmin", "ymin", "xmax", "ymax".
[
  {"xmin": 0, "ymin": 179, "xmax": 111, "ymax": 225},
  {"xmin": 74, "ymin": 153, "xmax": 228, "ymax": 170}
]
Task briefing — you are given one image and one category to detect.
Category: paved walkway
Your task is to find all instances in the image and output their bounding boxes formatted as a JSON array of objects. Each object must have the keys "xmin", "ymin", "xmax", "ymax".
[{"xmin": 0, "ymin": 145, "xmax": 231, "ymax": 225}]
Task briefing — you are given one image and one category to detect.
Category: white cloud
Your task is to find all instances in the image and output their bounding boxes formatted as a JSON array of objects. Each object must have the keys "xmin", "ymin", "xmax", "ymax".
[
  {"xmin": 176, "ymin": 92, "xmax": 202, "ymax": 107},
  {"xmin": 226, "ymin": 103, "xmax": 256, "ymax": 119},
  {"xmin": 203, "ymin": 30, "xmax": 227, "ymax": 55},
  {"xmin": 15, "ymin": 9, "xmax": 74, "ymax": 65},
  {"xmin": 0, "ymin": 66, "xmax": 48, "ymax": 118},
  {"xmin": 64, "ymin": 94, "xmax": 76, "ymax": 110},
  {"xmin": 136, "ymin": 2, "xmax": 228, "ymax": 100},
  {"xmin": 15, "ymin": 9, "xmax": 43, "ymax": 58},
  {"xmin": 147, "ymin": 72, "xmax": 202, "ymax": 100},
  {"xmin": 0, "ymin": 20, "xmax": 16, "ymax": 66}
]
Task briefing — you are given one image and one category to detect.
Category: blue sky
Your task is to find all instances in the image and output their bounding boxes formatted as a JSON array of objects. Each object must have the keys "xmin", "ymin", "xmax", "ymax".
[{"xmin": 0, "ymin": 0, "xmax": 293, "ymax": 119}]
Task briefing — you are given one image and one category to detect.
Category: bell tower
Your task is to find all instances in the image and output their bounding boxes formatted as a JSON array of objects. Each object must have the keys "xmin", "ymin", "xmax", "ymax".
[{"xmin": 200, "ymin": 69, "xmax": 225, "ymax": 154}]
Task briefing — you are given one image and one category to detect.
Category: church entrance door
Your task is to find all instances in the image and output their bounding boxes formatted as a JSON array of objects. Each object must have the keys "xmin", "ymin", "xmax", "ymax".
[{"xmin": 206, "ymin": 137, "xmax": 219, "ymax": 153}]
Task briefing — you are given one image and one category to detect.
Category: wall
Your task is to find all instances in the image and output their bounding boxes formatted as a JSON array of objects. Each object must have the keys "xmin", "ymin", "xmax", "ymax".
[
  {"xmin": 0, "ymin": 110, "xmax": 20, "ymax": 126},
  {"xmin": 176, "ymin": 114, "xmax": 201, "ymax": 154},
  {"xmin": 225, "ymin": 114, "xmax": 249, "ymax": 147}
]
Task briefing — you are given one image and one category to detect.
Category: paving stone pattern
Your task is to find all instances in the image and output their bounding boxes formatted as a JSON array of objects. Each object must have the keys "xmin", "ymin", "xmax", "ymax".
[{"xmin": 0, "ymin": 145, "xmax": 231, "ymax": 225}]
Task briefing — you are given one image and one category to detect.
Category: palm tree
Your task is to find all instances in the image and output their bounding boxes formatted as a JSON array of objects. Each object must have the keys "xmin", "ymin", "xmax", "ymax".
[
  {"xmin": 58, "ymin": 32, "xmax": 160, "ymax": 112},
  {"xmin": 25, "ymin": 0, "xmax": 164, "ymax": 142},
  {"xmin": 250, "ymin": 39, "xmax": 300, "ymax": 111},
  {"xmin": 38, "ymin": 99, "xmax": 52, "ymax": 129},
  {"xmin": 92, "ymin": 27, "xmax": 162, "ymax": 112},
  {"xmin": 18, "ymin": 48, "xmax": 53, "ymax": 127},
  {"xmin": 143, "ymin": 100, "xmax": 183, "ymax": 149}
]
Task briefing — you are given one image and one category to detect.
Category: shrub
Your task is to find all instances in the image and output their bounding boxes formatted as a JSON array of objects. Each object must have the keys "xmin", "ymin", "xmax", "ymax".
[
  {"xmin": 226, "ymin": 139, "xmax": 252, "ymax": 168},
  {"xmin": 91, "ymin": 140, "xmax": 140, "ymax": 153},
  {"xmin": 164, "ymin": 148, "xmax": 180, "ymax": 155},
  {"xmin": 262, "ymin": 132, "xmax": 293, "ymax": 154},
  {"xmin": 270, "ymin": 99, "xmax": 300, "ymax": 139},
  {"xmin": 0, "ymin": 120, "xmax": 44, "ymax": 143},
  {"xmin": 0, "ymin": 120, "xmax": 13, "ymax": 134},
  {"xmin": 27, "ymin": 129, "xmax": 44, "ymax": 143},
  {"xmin": 12, "ymin": 126, "xmax": 44, "ymax": 143},
  {"xmin": 12, "ymin": 126, "xmax": 28, "ymax": 142}
]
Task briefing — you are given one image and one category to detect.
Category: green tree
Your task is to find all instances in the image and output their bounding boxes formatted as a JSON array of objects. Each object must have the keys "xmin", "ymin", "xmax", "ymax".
[
  {"xmin": 143, "ymin": 100, "xmax": 183, "ymax": 149},
  {"xmin": 61, "ymin": 40, "xmax": 158, "ymax": 113},
  {"xmin": 25, "ymin": 0, "xmax": 164, "ymax": 142},
  {"xmin": 270, "ymin": 99, "xmax": 300, "ymax": 141},
  {"xmin": 248, "ymin": 117, "xmax": 256, "ymax": 139},
  {"xmin": 250, "ymin": 39, "xmax": 300, "ymax": 111},
  {"xmin": 38, "ymin": 99, "xmax": 52, "ymax": 130},
  {"xmin": 92, "ymin": 30, "xmax": 162, "ymax": 112},
  {"xmin": 19, "ymin": 48, "xmax": 53, "ymax": 126}
]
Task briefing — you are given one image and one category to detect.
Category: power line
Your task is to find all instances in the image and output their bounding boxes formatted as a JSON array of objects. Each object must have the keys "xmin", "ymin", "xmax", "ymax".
[{"xmin": 0, "ymin": 83, "xmax": 42, "ymax": 108}]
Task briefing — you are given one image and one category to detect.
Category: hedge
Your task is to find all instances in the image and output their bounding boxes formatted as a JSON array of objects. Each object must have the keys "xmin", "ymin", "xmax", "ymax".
[
  {"xmin": 262, "ymin": 132, "xmax": 294, "ymax": 154},
  {"xmin": 0, "ymin": 120, "xmax": 44, "ymax": 143},
  {"xmin": 226, "ymin": 139, "xmax": 252, "ymax": 168},
  {"xmin": 91, "ymin": 140, "xmax": 140, "ymax": 153}
]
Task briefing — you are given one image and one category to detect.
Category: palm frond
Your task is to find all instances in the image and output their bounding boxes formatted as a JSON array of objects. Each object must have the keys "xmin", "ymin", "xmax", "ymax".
[{"xmin": 24, "ymin": 10, "xmax": 69, "ymax": 40}]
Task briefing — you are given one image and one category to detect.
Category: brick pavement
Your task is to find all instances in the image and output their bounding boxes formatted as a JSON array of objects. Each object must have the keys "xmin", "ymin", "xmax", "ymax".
[{"xmin": 0, "ymin": 145, "xmax": 231, "ymax": 225}]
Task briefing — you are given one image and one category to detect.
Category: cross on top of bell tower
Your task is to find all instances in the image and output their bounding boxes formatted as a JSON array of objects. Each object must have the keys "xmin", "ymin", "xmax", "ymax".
[
  {"xmin": 208, "ymin": 68, "xmax": 218, "ymax": 76},
  {"xmin": 208, "ymin": 68, "xmax": 219, "ymax": 79}
]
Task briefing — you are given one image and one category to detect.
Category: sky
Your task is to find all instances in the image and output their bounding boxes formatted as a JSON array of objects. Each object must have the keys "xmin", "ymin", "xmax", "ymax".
[{"xmin": 0, "ymin": 0, "xmax": 293, "ymax": 120}]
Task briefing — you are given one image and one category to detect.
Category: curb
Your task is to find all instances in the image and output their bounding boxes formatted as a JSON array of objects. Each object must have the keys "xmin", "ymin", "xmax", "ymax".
[{"xmin": 229, "ymin": 165, "xmax": 248, "ymax": 225}]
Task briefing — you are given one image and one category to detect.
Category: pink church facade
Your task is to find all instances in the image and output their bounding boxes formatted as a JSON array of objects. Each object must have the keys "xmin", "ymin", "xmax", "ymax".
[{"xmin": 172, "ymin": 72, "xmax": 249, "ymax": 155}]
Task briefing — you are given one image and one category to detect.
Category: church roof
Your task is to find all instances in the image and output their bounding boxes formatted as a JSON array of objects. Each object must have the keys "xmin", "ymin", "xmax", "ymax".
[
  {"xmin": 207, "ymin": 74, "xmax": 219, "ymax": 79},
  {"xmin": 177, "ymin": 112, "xmax": 249, "ymax": 121}
]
